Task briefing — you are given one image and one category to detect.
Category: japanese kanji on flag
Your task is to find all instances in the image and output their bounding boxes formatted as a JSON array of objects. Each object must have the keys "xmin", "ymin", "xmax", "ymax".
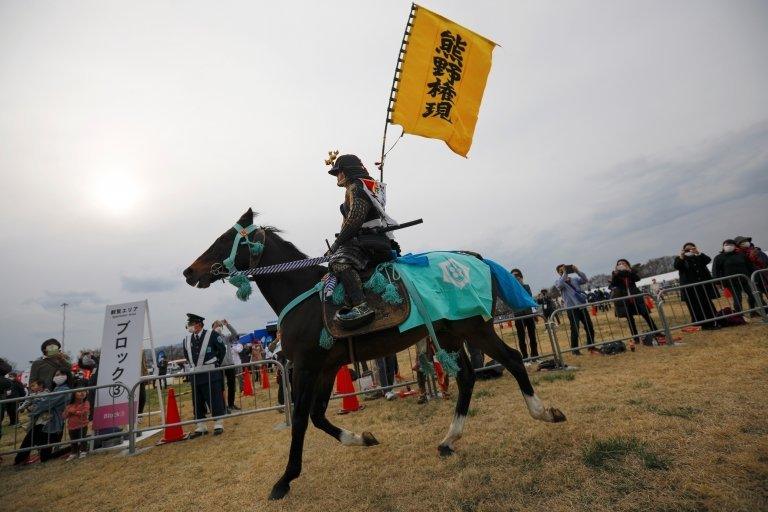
[
  {"xmin": 93, "ymin": 300, "xmax": 146, "ymax": 430},
  {"xmin": 390, "ymin": 4, "xmax": 497, "ymax": 157}
]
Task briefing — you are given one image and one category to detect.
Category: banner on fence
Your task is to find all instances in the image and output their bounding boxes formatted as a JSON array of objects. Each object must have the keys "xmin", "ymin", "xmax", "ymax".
[{"xmin": 93, "ymin": 300, "xmax": 146, "ymax": 429}]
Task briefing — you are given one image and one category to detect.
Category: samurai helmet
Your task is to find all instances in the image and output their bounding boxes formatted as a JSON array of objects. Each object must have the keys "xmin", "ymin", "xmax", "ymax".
[{"xmin": 326, "ymin": 153, "xmax": 370, "ymax": 180}]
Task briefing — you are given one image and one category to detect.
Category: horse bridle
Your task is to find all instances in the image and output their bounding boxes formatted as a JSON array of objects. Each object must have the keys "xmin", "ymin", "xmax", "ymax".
[{"xmin": 211, "ymin": 223, "xmax": 265, "ymax": 279}]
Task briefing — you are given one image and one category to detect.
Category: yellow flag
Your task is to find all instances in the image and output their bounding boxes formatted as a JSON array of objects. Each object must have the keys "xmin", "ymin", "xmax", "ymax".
[{"xmin": 390, "ymin": 4, "xmax": 497, "ymax": 157}]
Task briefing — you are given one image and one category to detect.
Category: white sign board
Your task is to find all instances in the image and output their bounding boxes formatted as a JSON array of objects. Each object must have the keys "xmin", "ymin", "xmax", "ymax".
[{"xmin": 93, "ymin": 301, "xmax": 146, "ymax": 430}]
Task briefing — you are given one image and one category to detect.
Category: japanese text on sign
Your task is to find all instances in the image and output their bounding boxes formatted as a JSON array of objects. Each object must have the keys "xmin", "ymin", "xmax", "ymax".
[{"xmin": 422, "ymin": 30, "xmax": 467, "ymax": 123}]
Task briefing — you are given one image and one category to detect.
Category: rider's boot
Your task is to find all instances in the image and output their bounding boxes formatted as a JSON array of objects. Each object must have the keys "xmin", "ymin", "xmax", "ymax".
[{"xmin": 334, "ymin": 269, "xmax": 375, "ymax": 329}]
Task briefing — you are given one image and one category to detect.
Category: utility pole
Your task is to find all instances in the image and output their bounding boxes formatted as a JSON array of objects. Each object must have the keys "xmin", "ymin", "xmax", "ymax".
[{"xmin": 61, "ymin": 302, "xmax": 68, "ymax": 348}]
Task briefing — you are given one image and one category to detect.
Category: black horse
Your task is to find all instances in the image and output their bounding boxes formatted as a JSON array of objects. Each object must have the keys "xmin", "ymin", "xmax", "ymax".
[{"xmin": 183, "ymin": 208, "xmax": 566, "ymax": 500}]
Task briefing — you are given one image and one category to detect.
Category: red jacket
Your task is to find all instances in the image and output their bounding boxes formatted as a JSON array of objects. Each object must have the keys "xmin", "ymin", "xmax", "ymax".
[{"xmin": 64, "ymin": 401, "xmax": 90, "ymax": 430}]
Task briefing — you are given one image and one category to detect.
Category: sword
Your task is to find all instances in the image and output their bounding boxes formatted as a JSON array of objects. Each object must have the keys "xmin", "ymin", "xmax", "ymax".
[
  {"xmin": 335, "ymin": 218, "xmax": 424, "ymax": 237},
  {"xmin": 376, "ymin": 218, "xmax": 423, "ymax": 233}
]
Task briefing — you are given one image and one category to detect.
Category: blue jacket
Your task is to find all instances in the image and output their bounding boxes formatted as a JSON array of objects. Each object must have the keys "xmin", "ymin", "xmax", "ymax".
[
  {"xmin": 28, "ymin": 383, "xmax": 69, "ymax": 434},
  {"xmin": 555, "ymin": 271, "xmax": 589, "ymax": 307}
]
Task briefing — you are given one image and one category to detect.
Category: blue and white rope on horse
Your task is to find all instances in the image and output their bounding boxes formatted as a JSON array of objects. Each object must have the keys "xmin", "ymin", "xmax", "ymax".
[{"xmin": 212, "ymin": 256, "xmax": 330, "ymax": 278}]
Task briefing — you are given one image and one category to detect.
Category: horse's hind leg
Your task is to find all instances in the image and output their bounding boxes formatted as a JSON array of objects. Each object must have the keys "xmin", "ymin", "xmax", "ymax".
[
  {"xmin": 310, "ymin": 365, "xmax": 379, "ymax": 447},
  {"xmin": 437, "ymin": 346, "xmax": 475, "ymax": 456},
  {"xmin": 471, "ymin": 325, "xmax": 566, "ymax": 423},
  {"xmin": 269, "ymin": 367, "xmax": 318, "ymax": 500}
]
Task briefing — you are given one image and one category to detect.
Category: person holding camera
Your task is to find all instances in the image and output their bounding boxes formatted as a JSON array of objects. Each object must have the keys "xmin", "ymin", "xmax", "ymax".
[
  {"xmin": 554, "ymin": 264, "xmax": 595, "ymax": 355},
  {"xmin": 673, "ymin": 242, "xmax": 721, "ymax": 329},
  {"xmin": 610, "ymin": 259, "xmax": 660, "ymax": 346}
]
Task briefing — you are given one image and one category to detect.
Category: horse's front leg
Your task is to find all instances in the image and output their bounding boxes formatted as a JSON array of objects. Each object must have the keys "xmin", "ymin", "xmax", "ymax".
[
  {"xmin": 310, "ymin": 365, "xmax": 379, "ymax": 447},
  {"xmin": 269, "ymin": 367, "xmax": 318, "ymax": 500}
]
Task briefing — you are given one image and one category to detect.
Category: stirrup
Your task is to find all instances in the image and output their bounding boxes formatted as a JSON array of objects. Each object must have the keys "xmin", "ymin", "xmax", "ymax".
[{"xmin": 334, "ymin": 303, "xmax": 375, "ymax": 330}]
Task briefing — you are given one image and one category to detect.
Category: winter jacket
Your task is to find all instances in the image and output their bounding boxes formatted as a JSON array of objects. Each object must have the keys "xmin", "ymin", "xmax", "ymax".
[
  {"xmin": 610, "ymin": 270, "xmax": 648, "ymax": 318},
  {"xmin": 29, "ymin": 355, "xmax": 71, "ymax": 391},
  {"xmin": 674, "ymin": 254, "xmax": 719, "ymax": 302},
  {"xmin": 712, "ymin": 251, "xmax": 754, "ymax": 282},
  {"xmin": 28, "ymin": 383, "xmax": 69, "ymax": 434}
]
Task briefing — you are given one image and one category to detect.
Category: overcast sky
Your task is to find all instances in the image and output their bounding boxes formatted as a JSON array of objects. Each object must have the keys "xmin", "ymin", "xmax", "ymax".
[{"xmin": 1, "ymin": 0, "xmax": 766, "ymax": 368}]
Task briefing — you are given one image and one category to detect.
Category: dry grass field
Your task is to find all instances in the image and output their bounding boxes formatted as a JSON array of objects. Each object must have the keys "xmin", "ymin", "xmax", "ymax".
[{"xmin": 2, "ymin": 322, "xmax": 767, "ymax": 512}]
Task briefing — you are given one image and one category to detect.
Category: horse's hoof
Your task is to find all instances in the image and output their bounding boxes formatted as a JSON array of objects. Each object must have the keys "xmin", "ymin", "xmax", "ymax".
[
  {"xmin": 438, "ymin": 445, "xmax": 454, "ymax": 457},
  {"xmin": 268, "ymin": 482, "xmax": 290, "ymax": 500},
  {"xmin": 550, "ymin": 408, "xmax": 567, "ymax": 423},
  {"xmin": 362, "ymin": 431, "xmax": 379, "ymax": 446}
]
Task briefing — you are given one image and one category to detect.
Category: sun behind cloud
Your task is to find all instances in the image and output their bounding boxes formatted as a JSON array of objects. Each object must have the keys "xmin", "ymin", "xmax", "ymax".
[{"xmin": 89, "ymin": 174, "xmax": 142, "ymax": 216}]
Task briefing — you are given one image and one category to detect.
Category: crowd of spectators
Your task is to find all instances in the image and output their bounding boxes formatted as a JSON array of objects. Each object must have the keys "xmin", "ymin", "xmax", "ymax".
[{"xmin": 2, "ymin": 234, "xmax": 766, "ymax": 461}]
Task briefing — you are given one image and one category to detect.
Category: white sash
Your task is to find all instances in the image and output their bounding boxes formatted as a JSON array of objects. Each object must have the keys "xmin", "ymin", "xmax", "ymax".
[
  {"xmin": 358, "ymin": 179, "xmax": 398, "ymax": 238},
  {"xmin": 185, "ymin": 330, "xmax": 216, "ymax": 369}
]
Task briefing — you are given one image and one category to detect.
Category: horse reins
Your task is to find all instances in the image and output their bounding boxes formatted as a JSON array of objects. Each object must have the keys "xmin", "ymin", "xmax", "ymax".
[{"xmin": 210, "ymin": 225, "xmax": 329, "ymax": 279}]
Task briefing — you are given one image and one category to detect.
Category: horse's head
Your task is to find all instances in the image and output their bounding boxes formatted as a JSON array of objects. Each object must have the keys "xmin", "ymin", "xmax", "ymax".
[{"xmin": 183, "ymin": 208, "xmax": 264, "ymax": 296}]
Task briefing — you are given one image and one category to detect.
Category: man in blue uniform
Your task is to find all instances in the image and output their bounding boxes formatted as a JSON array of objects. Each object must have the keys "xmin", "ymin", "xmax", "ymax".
[{"xmin": 183, "ymin": 313, "xmax": 227, "ymax": 437}]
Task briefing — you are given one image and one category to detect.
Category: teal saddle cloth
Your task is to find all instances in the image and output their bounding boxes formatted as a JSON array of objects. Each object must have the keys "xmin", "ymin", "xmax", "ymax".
[
  {"xmin": 395, "ymin": 251, "xmax": 495, "ymax": 332},
  {"xmin": 278, "ymin": 251, "xmax": 536, "ymax": 334}
]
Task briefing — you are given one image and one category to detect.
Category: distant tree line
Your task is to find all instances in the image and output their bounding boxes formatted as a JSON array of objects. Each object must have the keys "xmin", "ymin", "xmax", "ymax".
[
  {"xmin": 542, "ymin": 255, "xmax": 676, "ymax": 297},
  {"xmin": 586, "ymin": 255, "xmax": 676, "ymax": 290}
]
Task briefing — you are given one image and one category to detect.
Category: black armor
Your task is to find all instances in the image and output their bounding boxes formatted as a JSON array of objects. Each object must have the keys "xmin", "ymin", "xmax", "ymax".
[{"xmin": 327, "ymin": 155, "xmax": 390, "ymax": 328}]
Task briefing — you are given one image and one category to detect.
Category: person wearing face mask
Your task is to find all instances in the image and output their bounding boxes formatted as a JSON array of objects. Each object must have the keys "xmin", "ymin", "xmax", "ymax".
[
  {"xmin": 554, "ymin": 264, "xmax": 595, "ymax": 355},
  {"xmin": 29, "ymin": 339, "xmax": 72, "ymax": 391},
  {"xmin": 14, "ymin": 370, "xmax": 69, "ymax": 465},
  {"xmin": 77, "ymin": 351, "xmax": 99, "ymax": 420},
  {"xmin": 713, "ymin": 239, "xmax": 756, "ymax": 315},
  {"xmin": 182, "ymin": 313, "xmax": 227, "ymax": 437},
  {"xmin": 610, "ymin": 259, "xmax": 660, "ymax": 346},
  {"xmin": 674, "ymin": 242, "xmax": 721, "ymax": 329},
  {"xmin": 510, "ymin": 269, "xmax": 538, "ymax": 361},
  {"xmin": 735, "ymin": 236, "xmax": 768, "ymax": 306},
  {"xmin": 212, "ymin": 319, "xmax": 241, "ymax": 414}
]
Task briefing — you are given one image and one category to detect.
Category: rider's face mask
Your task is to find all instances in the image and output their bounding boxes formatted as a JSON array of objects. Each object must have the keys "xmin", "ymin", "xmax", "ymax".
[{"xmin": 186, "ymin": 325, "xmax": 196, "ymax": 334}]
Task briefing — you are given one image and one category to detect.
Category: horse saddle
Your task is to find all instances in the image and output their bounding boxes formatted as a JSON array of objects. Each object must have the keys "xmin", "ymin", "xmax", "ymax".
[{"xmin": 322, "ymin": 268, "xmax": 410, "ymax": 338}]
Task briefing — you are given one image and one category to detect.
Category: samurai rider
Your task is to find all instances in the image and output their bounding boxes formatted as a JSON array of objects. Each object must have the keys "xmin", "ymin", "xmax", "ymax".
[{"xmin": 326, "ymin": 154, "xmax": 398, "ymax": 329}]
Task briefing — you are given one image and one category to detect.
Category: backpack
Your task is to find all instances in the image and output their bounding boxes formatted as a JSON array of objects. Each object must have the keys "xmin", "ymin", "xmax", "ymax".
[
  {"xmin": 599, "ymin": 341, "xmax": 627, "ymax": 355},
  {"xmin": 718, "ymin": 308, "xmax": 746, "ymax": 326},
  {"xmin": 536, "ymin": 359, "xmax": 561, "ymax": 371}
]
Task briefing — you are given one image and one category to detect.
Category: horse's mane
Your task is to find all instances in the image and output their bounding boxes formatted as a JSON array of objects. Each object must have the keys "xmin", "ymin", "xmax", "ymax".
[{"xmin": 262, "ymin": 226, "xmax": 310, "ymax": 260}]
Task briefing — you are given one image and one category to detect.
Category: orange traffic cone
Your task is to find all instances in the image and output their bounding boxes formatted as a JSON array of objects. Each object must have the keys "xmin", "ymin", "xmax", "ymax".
[
  {"xmin": 156, "ymin": 388, "xmax": 186, "ymax": 445},
  {"xmin": 335, "ymin": 366, "xmax": 361, "ymax": 414},
  {"xmin": 260, "ymin": 365, "xmax": 270, "ymax": 390},
  {"xmin": 242, "ymin": 367, "xmax": 254, "ymax": 396}
]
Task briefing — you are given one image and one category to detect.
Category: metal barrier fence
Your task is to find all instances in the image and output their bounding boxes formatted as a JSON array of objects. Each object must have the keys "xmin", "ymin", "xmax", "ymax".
[
  {"xmin": 127, "ymin": 359, "xmax": 292, "ymax": 454},
  {"xmin": 751, "ymin": 269, "xmax": 768, "ymax": 322},
  {"xmin": 657, "ymin": 274, "xmax": 768, "ymax": 331},
  {"xmin": 0, "ymin": 361, "xmax": 291, "ymax": 460},
  {"xmin": 0, "ymin": 382, "xmax": 133, "ymax": 459},
  {"xmin": 485, "ymin": 308, "xmax": 563, "ymax": 370},
  {"xmin": 5, "ymin": 277, "xmax": 767, "ymax": 461},
  {"xmin": 549, "ymin": 292, "xmax": 673, "ymax": 358},
  {"xmin": 331, "ymin": 347, "xmax": 420, "ymax": 401}
]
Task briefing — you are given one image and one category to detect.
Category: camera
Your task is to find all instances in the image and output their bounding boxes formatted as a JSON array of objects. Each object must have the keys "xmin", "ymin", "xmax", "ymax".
[{"xmin": 565, "ymin": 265, "xmax": 576, "ymax": 274}]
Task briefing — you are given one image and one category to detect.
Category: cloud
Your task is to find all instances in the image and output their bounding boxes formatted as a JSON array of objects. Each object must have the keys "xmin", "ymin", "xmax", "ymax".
[
  {"xmin": 31, "ymin": 290, "xmax": 107, "ymax": 312},
  {"xmin": 475, "ymin": 120, "xmax": 768, "ymax": 290},
  {"xmin": 121, "ymin": 276, "xmax": 180, "ymax": 293}
]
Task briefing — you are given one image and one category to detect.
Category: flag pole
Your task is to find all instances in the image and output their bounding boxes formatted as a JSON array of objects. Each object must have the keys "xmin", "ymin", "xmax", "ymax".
[{"xmin": 379, "ymin": 3, "xmax": 418, "ymax": 182}]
